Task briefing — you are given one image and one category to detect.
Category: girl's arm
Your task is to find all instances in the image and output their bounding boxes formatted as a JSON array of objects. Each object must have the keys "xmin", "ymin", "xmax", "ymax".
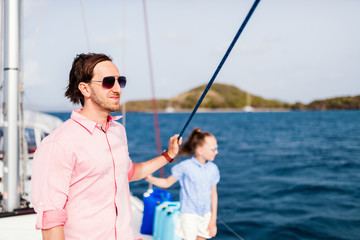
[
  {"xmin": 208, "ymin": 184, "xmax": 218, "ymax": 237},
  {"xmin": 145, "ymin": 174, "xmax": 178, "ymax": 188}
]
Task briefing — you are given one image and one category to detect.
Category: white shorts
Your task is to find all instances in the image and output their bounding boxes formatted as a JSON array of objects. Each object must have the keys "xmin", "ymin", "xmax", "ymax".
[{"xmin": 175, "ymin": 212, "xmax": 212, "ymax": 240}]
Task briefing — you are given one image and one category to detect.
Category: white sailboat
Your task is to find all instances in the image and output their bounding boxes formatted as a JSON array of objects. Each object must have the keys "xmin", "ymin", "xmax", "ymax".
[
  {"xmin": 0, "ymin": 1, "xmax": 152, "ymax": 239},
  {"xmin": 0, "ymin": 0, "xmax": 63, "ymax": 214},
  {"xmin": 243, "ymin": 91, "xmax": 254, "ymax": 112}
]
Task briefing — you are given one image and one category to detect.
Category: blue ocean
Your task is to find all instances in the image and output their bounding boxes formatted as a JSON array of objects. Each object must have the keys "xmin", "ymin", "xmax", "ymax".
[{"xmin": 48, "ymin": 111, "xmax": 360, "ymax": 240}]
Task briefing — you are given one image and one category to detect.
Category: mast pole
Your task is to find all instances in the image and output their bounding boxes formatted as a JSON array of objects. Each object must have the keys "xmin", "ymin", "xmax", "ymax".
[{"xmin": 3, "ymin": 0, "xmax": 21, "ymax": 212}]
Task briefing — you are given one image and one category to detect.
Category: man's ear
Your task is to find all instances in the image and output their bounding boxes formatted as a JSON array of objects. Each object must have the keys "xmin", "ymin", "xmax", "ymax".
[{"xmin": 78, "ymin": 82, "xmax": 91, "ymax": 98}]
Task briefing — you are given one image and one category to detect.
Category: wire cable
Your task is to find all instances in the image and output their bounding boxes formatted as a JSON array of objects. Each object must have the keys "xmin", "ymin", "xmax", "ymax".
[
  {"xmin": 80, "ymin": 0, "xmax": 91, "ymax": 51},
  {"xmin": 218, "ymin": 218, "xmax": 245, "ymax": 240},
  {"xmin": 21, "ymin": 0, "xmax": 48, "ymax": 86},
  {"xmin": 121, "ymin": 0, "xmax": 127, "ymax": 128},
  {"xmin": 142, "ymin": 0, "xmax": 164, "ymax": 179}
]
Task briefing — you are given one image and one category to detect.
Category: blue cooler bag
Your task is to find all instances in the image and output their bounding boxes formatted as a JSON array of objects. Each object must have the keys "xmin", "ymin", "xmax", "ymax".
[{"xmin": 140, "ymin": 188, "xmax": 173, "ymax": 235}]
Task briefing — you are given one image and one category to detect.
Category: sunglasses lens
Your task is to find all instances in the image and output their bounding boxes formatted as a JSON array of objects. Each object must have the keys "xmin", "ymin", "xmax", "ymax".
[
  {"xmin": 100, "ymin": 76, "xmax": 126, "ymax": 89},
  {"xmin": 118, "ymin": 76, "xmax": 126, "ymax": 88},
  {"xmin": 102, "ymin": 77, "xmax": 116, "ymax": 89}
]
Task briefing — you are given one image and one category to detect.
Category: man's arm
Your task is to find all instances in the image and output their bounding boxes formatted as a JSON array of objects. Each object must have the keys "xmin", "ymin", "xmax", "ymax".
[
  {"xmin": 130, "ymin": 134, "xmax": 181, "ymax": 182},
  {"xmin": 42, "ymin": 226, "xmax": 65, "ymax": 240}
]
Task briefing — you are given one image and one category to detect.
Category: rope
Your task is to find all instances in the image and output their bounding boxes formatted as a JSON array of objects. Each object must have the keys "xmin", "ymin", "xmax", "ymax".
[
  {"xmin": 142, "ymin": 0, "xmax": 164, "ymax": 179},
  {"xmin": 178, "ymin": 0, "xmax": 261, "ymax": 140},
  {"xmin": 218, "ymin": 218, "xmax": 245, "ymax": 240},
  {"xmin": 121, "ymin": 0, "xmax": 127, "ymax": 128},
  {"xmin": 21, "ymin": 0, "xmax": 48, "ymax": 86},
  {"xmin": 0, "ymin": 0, "xmax": 3, "ymax": 91},
  {"xmin": 79, "ymin": 0, "xmax": 91, "ymax": 51}
]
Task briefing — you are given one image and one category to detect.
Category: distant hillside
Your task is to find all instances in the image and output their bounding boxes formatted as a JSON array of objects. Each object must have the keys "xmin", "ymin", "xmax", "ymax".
[
  {"xmin": 122, "ymin": 99, "xmax": 169, "ymax": 112},
  {"xmin": 167, "ymin": 83, "xmax": 287, "ymax": 109},
  {"xmin": 122, "ymin": 83, "xmax": 360, "ymax": 112},
  {"xmin": 122, "ymin": 83, "xmax": 288, "ymax": 112},
  {"xmin": 299, "ymin": 95, "xmax": 360, "ymax": 110}
]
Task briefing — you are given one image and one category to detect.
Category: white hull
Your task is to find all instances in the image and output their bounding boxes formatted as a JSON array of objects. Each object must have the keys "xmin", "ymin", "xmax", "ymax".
[
  {"xmin": 0, "ymin": 110, "xmax": 63, "ymax": 210},
  {"xmin": 0, "ymin": 196, "xmax": 153, "ymax": 240}
]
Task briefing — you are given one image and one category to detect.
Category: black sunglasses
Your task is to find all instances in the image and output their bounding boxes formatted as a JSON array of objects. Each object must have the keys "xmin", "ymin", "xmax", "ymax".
[{"xmin": 91, "ymin": 76, "xmax": 126, "ymax": 89}]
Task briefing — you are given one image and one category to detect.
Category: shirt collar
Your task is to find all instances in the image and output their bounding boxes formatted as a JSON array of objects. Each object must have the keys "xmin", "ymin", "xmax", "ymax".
[
  {"xmin": 190, "ymin": 156, "xmax": 208, "ymax": 168},
  {"xmin": 71, "ymin": 109, "xmax": 122, "ymax": 134}
]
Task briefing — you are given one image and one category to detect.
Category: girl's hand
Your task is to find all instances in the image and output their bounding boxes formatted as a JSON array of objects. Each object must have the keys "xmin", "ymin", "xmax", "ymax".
[
  {"xmin": 145, "ymin": 175, "xmax": 154, "ymax": 183},
  {"xmin": 207, "ymin": 219, "xmax": 217, "ymax": 237}
]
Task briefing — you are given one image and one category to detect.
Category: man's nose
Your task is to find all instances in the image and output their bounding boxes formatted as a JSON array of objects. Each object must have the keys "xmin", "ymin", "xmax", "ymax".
[{"xmin": 111, "ymin": 79, "xmax": 122, "ymax": 93}]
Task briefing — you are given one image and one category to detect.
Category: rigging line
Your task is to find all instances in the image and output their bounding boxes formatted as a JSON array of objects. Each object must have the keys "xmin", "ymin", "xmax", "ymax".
[
  {"xmin": 22, "ymin": 0, "xmax": 48, "ymax": 86},
  {"xmin": 121, "ymin": 0, "xmax": 127, "ymax": 128},
  {"xmin": 218, "ymin": 218, "xmax": 245, "ymax": 240},
  {"xmin": 0, "ymin": 0, "xmax": 3, "ymax": 92},
  {"xmin": 79, "ymin": 0, "xmax": 91, "ymax": 51},
  {"xmin": 23, "ymin": 92, "xmax": 48, "ymax": 125},
  {"xmin": 178, "ymin": 0, "xmax": 261, "ymax": 140},
  {"xmin": 184, "ymin": 188, "xmax": 244, "ymax": 239},
  {"xmin": 142, "ymin": 0, "xmax": 164, "ymax": 179}
]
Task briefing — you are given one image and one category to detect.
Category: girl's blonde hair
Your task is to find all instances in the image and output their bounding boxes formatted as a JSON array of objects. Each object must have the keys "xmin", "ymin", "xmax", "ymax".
[{"xmin": 179, "ymin": 128, "xmax": 214, "ymax": 157}]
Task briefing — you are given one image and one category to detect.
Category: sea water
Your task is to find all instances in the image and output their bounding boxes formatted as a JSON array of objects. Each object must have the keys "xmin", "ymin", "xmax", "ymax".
[{"xmin": 49, "ymin": 110, "xmax": 360, "ymax": 240}]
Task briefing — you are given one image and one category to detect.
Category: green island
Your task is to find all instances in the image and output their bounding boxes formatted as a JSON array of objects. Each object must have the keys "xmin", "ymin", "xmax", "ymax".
[{"xmin": 121, "ymin": 83, "xmax": 360, "ymax": 112}]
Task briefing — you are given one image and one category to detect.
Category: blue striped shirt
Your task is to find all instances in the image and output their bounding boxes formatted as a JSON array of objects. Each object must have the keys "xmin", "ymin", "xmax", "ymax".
[{"xmin": 171, "ymin": 156, "xmax": 220, "ymax": 216}]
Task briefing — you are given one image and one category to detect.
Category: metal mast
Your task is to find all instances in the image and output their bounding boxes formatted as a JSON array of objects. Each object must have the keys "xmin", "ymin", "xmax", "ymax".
[{"xmin": 3, "ymin": 0, "xmax": 21, "ymax": 212}]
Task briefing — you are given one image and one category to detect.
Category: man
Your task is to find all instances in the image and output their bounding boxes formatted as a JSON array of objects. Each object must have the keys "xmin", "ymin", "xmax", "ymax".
[{"xmin": 31, "ymin": 53, "xmax": 181, "ymax": 240}]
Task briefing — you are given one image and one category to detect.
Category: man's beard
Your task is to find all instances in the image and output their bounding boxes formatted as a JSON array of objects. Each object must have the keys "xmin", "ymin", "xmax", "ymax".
[{"xmin": 91, "ymin": 90, "xmax": 120, "ymax": 112}]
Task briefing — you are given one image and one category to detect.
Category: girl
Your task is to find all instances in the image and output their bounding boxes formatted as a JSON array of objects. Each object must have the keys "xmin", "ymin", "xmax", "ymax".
[{"xmin": 146, "ymin": 128, "xmax": 220, "ymax": 240}]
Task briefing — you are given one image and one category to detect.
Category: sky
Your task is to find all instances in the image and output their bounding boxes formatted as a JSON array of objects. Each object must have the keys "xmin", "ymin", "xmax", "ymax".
[{"xmin": 16, "ymin": 0, "xmax": 360, "ymax": 111}]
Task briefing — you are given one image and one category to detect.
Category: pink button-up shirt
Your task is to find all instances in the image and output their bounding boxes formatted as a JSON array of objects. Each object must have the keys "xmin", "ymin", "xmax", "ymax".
[{"xmin": 31, "ymin": 110, "xmax": 136, "ymax": 239}]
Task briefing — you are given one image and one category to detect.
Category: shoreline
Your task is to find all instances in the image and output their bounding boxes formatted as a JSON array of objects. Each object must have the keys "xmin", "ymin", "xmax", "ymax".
[
  {"xmin": 121, "ymin": 108, "xmax": 292, "ymax": 114},
  {"xmin": 117, "ymin": 108, "xmax": 360, "ymax": 114}
]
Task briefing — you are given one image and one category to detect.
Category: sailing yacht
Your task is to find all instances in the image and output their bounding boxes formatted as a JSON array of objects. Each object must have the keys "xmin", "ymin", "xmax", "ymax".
[
  {"xmin": 243, "ymin": 91, "xmax": 254, "ymax": 112},
  {"xmin": 0, "ymin": 1, "xmax": 152, "ymax": 239},
  {"xmin": 0, "ymin": 0, "xmax": 63, "ymax": 214}
]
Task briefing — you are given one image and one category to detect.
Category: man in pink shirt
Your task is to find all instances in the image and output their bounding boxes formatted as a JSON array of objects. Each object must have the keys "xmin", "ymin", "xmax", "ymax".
[{"xmin": 31, "ymin": 53, "xmax": 181, "ymax": 240}]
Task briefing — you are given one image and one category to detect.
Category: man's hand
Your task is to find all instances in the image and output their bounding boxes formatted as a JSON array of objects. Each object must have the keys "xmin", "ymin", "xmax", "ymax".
[{"xmin": 167, "ymin": 134, "xmax": 182, "ymax": 158}]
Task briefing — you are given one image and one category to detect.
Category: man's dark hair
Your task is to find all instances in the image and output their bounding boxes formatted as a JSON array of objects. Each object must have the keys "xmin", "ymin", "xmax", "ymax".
[{"xmin": 65, "ymin": 53, "xmax": 112, "ymax": 106}]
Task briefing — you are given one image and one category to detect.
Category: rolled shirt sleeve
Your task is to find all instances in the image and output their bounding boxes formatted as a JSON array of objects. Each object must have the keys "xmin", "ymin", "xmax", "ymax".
[
  {"xmin": 127, "ymin": 161, "xmax": 135, "ymax": 181},
  {"xmin": 31, "ymin": 139, "xmax": 74, "ymax": 229},
  {"xmin": 41, "ymin": 209, "xmax": 68, "ymax": 230}
]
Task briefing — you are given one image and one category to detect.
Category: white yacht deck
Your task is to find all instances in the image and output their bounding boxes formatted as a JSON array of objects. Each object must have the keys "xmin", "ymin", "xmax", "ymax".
[{"xmin": 0, "ymin": 196, "xmax": 153, "ymax": 240}]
